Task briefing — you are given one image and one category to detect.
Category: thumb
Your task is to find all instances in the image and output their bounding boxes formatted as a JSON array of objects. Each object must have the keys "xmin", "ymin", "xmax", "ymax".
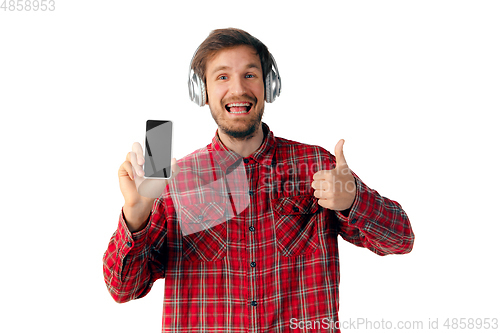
[{"xmin": 334, "ymin": 139, "xmax": 347, "ymax": 167}]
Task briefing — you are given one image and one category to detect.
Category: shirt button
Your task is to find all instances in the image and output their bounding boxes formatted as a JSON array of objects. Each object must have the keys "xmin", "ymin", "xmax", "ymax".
[
  {"xmin": 251, "ymin": 301, "xmax": 257, "ymax": 306},
  {"xmin": 243, "ymin": 158, "xmax": 249, "ymax": 163},
  {"xmin": 126, "ymin": 241, "xmax": 132, "ymax": 247},
  {"xmin": 292, "ymin": 206, "xmax": 300, "ymax": 213},
  {"xmin": 250, "ymin": 262, "xmax": 256, "ymax": 267},
  {"xmin": 198, "ymin": 215, "xmax": 203, "ymax": 221},
  {"xmin": 249, "ymin": 226, "xmax": 255, "ymax": 232},
  {"xmin": 249, "ymin": 190, "xmax": 254, "ymax": 196}
]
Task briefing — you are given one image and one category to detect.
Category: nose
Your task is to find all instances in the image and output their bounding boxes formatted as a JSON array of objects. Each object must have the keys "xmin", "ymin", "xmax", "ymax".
[{"xmin": 229, "ymin": 76, "xmax": 246, "ymax": 96}]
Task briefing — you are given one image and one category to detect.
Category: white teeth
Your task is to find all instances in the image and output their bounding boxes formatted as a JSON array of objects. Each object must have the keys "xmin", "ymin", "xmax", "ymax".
[{"xmin": 227, "ymin": 102, "xmax": 251, "ymax": 107}]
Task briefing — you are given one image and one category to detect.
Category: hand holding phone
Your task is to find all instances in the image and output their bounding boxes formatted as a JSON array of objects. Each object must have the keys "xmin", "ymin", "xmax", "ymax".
[{"xmin": 117, "ymin": 120, "xmax": 178, "ymax": 231}]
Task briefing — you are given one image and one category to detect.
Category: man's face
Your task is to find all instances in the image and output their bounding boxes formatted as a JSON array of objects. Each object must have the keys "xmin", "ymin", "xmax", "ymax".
[{"xmin": 205, "ymin": 45, "xmax": 265, "ymax": 140}]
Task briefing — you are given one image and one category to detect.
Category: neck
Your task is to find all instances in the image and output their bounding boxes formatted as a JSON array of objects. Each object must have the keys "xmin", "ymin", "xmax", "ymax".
[{"xmin": 218, "ymin": 123, "xmax": 264, "ymax": 157}]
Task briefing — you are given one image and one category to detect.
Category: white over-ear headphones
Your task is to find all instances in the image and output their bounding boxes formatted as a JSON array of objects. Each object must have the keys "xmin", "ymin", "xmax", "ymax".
[{"xmin": 188, "ymin": 49, "xmax": 281, "ymax": 107}]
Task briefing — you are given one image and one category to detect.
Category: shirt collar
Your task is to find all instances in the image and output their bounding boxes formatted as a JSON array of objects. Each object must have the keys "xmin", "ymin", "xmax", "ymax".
[{"xmin": 209, "ymin": 122, "xmax": 276, "ymax": 172}]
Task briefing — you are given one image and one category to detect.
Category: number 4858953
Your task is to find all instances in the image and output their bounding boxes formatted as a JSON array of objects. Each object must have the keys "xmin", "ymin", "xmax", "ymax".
[
  {"xmin": 1, "ymin": 0, "xmax": 56, "ymax": 11},
  {"xmin": 443, "ymin": 318, "xmax": 498, "ymax": 330}
]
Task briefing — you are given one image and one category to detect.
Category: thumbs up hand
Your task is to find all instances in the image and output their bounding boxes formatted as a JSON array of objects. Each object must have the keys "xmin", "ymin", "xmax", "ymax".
[{"xmin": 312, "ymin": 139, "xmax": 357, "ymax": 211}]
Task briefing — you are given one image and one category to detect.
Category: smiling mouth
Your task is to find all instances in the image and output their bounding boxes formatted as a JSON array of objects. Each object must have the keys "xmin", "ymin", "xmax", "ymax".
[{"xmin": 225, "ymin": 102, "xmax": 253, "ymax": 114}]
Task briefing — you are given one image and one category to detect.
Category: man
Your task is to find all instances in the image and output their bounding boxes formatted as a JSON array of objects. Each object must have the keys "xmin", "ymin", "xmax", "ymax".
[{"xmin": 103, "ymin": 28, "xmax": 414, "ymax": 332}]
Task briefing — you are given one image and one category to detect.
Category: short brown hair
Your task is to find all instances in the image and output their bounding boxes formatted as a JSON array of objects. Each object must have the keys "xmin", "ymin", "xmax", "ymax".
[{"xmin": 191, "ymin": 28, "xmax": 273, "ymax": 84}]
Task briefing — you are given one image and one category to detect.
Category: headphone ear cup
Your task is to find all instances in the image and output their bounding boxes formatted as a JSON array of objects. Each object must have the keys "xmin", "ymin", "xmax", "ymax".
[
  {"xmin": 265, "ymin": 53, "xmax": 281, "ymax": 104},
  {"xmin": 188, "ymin": 70, "xmax": 206, "ymax": 107},
  {"xmin": 265, "ymin": 69, "xmax": 279, "ymax": 103},
  {"xmin": 200, "ymin": 79, "xmax": 206, "ymax": 106},
  {"xmin": 265, "ymin": 71, "xmax": 272, "ymax": 103}
]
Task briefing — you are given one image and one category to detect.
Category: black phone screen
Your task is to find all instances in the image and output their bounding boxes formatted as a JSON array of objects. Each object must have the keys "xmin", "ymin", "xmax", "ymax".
[{"xmin": 144, "ymin": 120, "xmax": 173, "ymax": 179}]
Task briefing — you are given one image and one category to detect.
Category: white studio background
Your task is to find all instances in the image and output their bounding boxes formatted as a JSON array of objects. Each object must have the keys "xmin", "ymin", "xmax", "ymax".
[{"xmin": 1, "ymin": 1, "xmax": 499, "ymax": 332}]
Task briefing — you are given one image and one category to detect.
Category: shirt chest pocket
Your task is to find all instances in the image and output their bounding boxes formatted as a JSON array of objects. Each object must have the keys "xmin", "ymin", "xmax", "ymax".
[
  {"xmin": 180, "ymin": 202, "xmax": 228, "ymax": 262},
  {"xmin": 272, "ymin": 195, "xmax": 320, "ymax": 257}
]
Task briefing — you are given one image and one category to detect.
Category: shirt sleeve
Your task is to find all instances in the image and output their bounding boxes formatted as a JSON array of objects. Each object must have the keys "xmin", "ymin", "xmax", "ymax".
[
  {"xmin": 334, "ymin": 172, "xmax": 415, "ymax": 256},
  {"xmin": 102, "ymin": 197, "xmax": 170, "ymax": 303}
]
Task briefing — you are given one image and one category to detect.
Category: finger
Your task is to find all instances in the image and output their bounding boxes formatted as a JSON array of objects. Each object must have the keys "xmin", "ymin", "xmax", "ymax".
[
  {"xmin": 312, "ymin": 180, "xmax": 332, "ymax": 192},
  {"xmin": 313, "ymin": 170, "xmax": 332, "ymax": 181},
  {"xmin": 127, "ymin": 151, "xmax": 144, "ymax": 177},
  {"xmin": 317, "ymin": 198, "xmax": 331, "ymax": 210},
  {"xmin": 334, "ymin": 139, "xmax": 347, "ymax": 167},
  {"xmin": 119, "ymin": 161, "xmax": 143, "ymax": 202},
  {"xmin": 314, "ymin": 189, "xmax": 333, "ymax": 199},
  {"xmin": 119, "ymin": 160, "xmax": 135, "ymax": 180},
  {"xmin": 317, "ymin": 199, "xmax": 325, "ymax": 208},
  {"xmin": 132, "ymin": 142, "xmax": 145, "ymax": 165}
]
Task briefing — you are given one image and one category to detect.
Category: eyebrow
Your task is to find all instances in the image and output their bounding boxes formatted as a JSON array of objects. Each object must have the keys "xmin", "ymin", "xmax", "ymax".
[{"xmin": 210, "ymin": 63, "xmax": 261, "ymax": 76}]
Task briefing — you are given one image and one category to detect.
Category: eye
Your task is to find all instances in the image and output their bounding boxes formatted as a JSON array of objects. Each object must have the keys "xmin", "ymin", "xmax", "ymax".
[
  {"xmin": 245, "ymin": 74, "xmax": 255, "ymax": 78},
  {"xmin": 218, "ymin": 75, "xmax": 228, "ymax": 80}
]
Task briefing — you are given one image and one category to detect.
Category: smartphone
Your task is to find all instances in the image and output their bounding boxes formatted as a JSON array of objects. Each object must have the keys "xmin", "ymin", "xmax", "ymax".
[{"xmin": 143, "ymin": 120, "xmax": 173, "ymax": 179}]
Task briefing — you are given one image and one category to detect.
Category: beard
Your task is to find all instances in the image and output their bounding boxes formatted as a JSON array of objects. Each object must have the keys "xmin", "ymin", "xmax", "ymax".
[{"xmin": 209, "ymin": 97, "xmax": 265, "ymax": 141}]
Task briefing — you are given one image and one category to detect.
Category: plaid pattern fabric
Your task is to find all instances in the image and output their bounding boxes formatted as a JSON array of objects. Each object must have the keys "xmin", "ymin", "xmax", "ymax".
[{"xmin": 103, "ymin": 123, "xmax": 414, "ymax": 332}]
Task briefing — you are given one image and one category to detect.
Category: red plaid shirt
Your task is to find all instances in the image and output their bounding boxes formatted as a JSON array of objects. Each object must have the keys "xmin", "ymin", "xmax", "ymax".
[{"xmin": 103, "ymin": 123, "xmax": 414, "ymax": 332}]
